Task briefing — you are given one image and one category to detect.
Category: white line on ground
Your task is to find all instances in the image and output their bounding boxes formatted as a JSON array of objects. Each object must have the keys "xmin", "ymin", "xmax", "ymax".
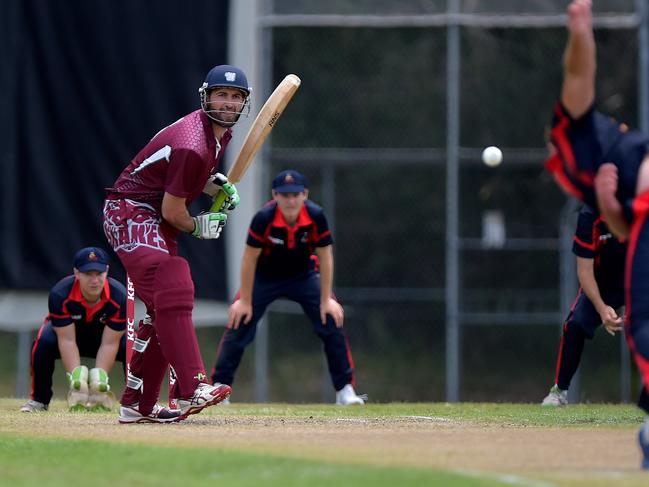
[{"xmin": 454, "ymin": 469, "xmax": 556, "ymax": 487}]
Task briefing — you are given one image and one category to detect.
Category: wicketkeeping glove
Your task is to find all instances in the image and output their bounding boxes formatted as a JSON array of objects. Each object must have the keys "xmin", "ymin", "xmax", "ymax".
[
  {"xmin": 87, "ymin": 367, "xmax": 114, "ymax": 411},
  {"xmin": 89, "ymin": 367, "xmax": 110, "ymax": 393},
  {"xmin": 192, "ymin": 212, "xmax": 228, "ymax": 239},
  {"xmin": 67, "ymin": 365, "xmax": 89, "ymax": 411}
]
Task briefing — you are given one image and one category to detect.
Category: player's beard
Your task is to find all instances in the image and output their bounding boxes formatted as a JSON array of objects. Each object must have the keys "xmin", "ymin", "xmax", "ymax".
[{"xmin": 210, "ymin": 108, "xmax": 240, "ymax": 128}]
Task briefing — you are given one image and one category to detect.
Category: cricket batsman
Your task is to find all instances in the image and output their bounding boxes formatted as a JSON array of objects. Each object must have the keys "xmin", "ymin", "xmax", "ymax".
[{"xmin": 103, "ymin": 65, "xmax": 249, "ymax": 423}]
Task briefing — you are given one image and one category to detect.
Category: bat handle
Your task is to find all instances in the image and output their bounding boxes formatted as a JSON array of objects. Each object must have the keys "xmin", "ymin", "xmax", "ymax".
[{"xmin": 210, "ymin": 189, "xmax": 228, "ymax": 213}]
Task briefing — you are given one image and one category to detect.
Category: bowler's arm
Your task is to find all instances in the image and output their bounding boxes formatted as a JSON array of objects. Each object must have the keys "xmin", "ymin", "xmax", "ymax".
[{"xmin": 561, "ymin": 0, "xmax": 596, "ymax": 119}]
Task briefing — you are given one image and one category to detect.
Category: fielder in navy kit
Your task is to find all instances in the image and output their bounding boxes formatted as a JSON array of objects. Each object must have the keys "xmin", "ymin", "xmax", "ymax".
[
  {"xmin": 545, "ymin": 0, "xmax": 649, "ymax": 467},
  {"xmin": 20, "ymin": 247, "xmax": 127, "ymax": 413},
  {"xmin": 211, "ymin": 170, "xmax": 365, "ymax": 405},
  {"xmin": 541, "ymin": 204, "xmax": 626, "ymax": 406}
]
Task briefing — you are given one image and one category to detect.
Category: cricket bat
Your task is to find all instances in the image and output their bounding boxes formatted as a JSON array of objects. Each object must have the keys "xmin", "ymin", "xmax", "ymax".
[{"xmin": 210, "ymin": 73, "xmax": 301, "ymax": 211}]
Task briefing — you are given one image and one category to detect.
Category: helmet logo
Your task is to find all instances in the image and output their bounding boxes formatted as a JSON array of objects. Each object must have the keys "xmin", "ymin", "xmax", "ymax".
[
  {"xmin": 88, "ymin": 251, "xmax": 97, "ymax": 261},
  {"xmin": 225, "ymin": 72, "xmax": 237, "ymax": 82}
]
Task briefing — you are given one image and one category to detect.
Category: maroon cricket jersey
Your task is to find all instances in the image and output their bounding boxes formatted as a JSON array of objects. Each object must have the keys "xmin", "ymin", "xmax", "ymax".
[{"xmin": 105, "ymin": 110, "xmax": 231, "ymax": 238}]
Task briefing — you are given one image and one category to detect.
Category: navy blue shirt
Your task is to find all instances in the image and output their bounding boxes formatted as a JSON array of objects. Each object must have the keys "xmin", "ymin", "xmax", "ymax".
[
  {"xmin": 246, "ymin": 200, "xmax": 334, "ymax": 280},
  {"xmin": 546, "ymin": 102, "xmax": 649, "ymax": 212},
  {"xmin": 48, "ymin": 275, "xmax": 127, "ymax": 332},
  {"xmin": 572, "ymin": 205, "xmax": 626, "ymax": 293}
]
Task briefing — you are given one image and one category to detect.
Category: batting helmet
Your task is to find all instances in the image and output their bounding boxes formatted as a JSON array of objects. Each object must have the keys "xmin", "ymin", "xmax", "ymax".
[{"xmin": 199, "ymin": 65, "xmax": 252, "ymax": 127}]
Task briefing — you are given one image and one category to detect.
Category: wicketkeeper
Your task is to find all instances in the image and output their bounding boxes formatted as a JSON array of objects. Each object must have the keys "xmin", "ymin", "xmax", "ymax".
[{"xmin": 20, "ymin": 247, "xmax": 127, "ymax": 413}]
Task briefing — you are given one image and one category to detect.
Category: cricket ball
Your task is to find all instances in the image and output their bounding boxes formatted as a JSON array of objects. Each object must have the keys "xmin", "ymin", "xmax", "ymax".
[{"xmin": 482, "ymin": 146, "xmax": 503, "ymax": 167}]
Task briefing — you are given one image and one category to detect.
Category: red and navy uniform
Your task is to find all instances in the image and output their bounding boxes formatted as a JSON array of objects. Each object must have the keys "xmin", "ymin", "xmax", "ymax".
[
  {"xmin": 552, "ymin": 205, "xmax": 626, "ymax": 391},
  {"xmin": 545, "ymin": 101, "xmax": 649, "ymax": 412},
  {"xmin": 211, "ymin": 200, "xmax": 357, "ymax": 391},
  {"xmin": 29, "ymin": 275, "xmax": 127, "ymax": 406},
  {"xmin": 545, "ymin": 102, "xmax": 648, "ymax": 213}
]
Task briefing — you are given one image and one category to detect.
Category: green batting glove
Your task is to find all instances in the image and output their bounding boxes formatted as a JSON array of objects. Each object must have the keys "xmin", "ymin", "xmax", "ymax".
[
  {"xmin": 192, "ymin": 212, "xmax": 228, "ymax": 239},
  {"xmin": 210, "ymin": 173, "xmax": 240, "ymax": 212},
  {"xmin": 220, "ymin": 182, "xmax": 240, "ymax": 211}
]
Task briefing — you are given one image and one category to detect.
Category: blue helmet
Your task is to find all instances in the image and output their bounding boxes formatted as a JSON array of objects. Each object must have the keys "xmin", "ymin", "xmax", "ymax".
[{"xmin": 199, "ymin": 65, "xmax": 252, "ymax": 127}]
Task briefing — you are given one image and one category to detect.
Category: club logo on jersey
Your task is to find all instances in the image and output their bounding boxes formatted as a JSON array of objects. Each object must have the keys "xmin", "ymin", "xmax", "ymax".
[
  {"xmin": 225, "ymin": 72, "xmax": 236, "ymax": 82},
  {"xmin": 300, "ymin": 232, "xmax": 309, "ymax": 243},
  {"xmin": 269, "ymin": 236, "xmax": 284, "ymax": 245},
  {"xmin": 99, "ymin": 314, "xmax": 108, "ymax": 324}
]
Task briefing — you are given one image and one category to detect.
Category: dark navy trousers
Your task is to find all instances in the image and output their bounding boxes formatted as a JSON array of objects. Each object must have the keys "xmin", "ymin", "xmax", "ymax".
[
  {"xmin": 29, "ymin": 320, "xmax": 126, "ymax": 405},
  {"xmin": 211, "ymin": 270, "xmax": 355, "ymax": 391},
  {"xmin": 554, "ymin": 288, "xmax": 625, "ymax": 391}
]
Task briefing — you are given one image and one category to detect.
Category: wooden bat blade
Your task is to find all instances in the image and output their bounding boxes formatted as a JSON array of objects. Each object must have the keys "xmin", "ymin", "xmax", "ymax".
[
  {"xmin": 209, "ymin": 74, "xmax": 301, "ymax": 212},
  {"xmin": 227, "ymin": 74, "xmax": 301, "ymax": 183}
]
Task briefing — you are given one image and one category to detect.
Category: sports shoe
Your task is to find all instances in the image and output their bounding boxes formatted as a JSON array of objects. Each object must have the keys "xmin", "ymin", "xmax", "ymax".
[
  {"xmin": 639, "ymin": 420, "xmax": 649, "ymax": 470},
  {"xmin": 177, "ymin": 382, "xmax": 231, "ymax": 417},
  {"xmin": 541, "ymin": 385, "xmax": 568, "ymax": 407},
  {"xmin": 118, "ymin": 402, "xmax": 185, "ymax": 424},
  {"xmin": 20, "ymin": 400, "xmax": 48, "ymax": 412},
  {"xmin": 335, "ymin": 384, "xmax": 366, "ymax": 405}
]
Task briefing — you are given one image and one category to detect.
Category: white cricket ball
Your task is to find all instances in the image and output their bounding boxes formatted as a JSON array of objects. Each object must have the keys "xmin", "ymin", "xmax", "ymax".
[{"xmin": 481, "ymin": 146, "xmax": 503, "ymax": 167}]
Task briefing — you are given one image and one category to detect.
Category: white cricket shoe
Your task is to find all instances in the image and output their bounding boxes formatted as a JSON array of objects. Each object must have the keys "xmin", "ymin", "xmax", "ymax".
[
  {"xmin": 20, "ymin": 400, "xmax": 48, "ymax": 412},
  {"xmin": 177, "ymin": 382, "xmax": 231, "ymax": 417},
  {"xmin": 118, "ymin": 403, "xmax": 184, "ymax": 424},
  {"xmin": 335, "ymin": 384, "xmax": 366, "ymax": 406},
  {"xmin": 541, "ymin": 385, "xmax": 568, "ymax": 407}
]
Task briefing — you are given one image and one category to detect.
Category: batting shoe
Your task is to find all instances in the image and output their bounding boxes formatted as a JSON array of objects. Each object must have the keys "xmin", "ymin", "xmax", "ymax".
[
  {"xmin": 178, "ymin": 382, "xmax": 231, "ymax": 417},
  {"xmin": 118, "ymin": 403, "xmax": 185, "ymax": 424},
  {"xmin": 335, "ymin": 384, "xmax": 366, "ymax": 406},
  {"xmin": 541, "ymin": 385, "xmax": 568, "ymax": 407},
  {"xmin": 20, "ymin": 400, "xmax": 48, "ymax": 412},
  {"xmin": 639, "ymin": 420, "xmax": 649, "ymax": 470}
]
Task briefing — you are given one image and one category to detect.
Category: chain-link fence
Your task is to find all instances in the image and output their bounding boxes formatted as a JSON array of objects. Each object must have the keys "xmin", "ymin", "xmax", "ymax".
[{"xmin": 220, "ymin": 0, "xmax": 647, "ymax": 404}]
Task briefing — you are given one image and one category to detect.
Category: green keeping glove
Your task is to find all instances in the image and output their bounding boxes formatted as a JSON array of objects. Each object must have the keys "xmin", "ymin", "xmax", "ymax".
[
  {"xmin": 89, "ymin": 367, "xmax": 110, "ymax": 393},
  {"xmin": 67, "ymin": 365, "xmax": 89, "ymax": 412},
  {"xmin": 67, "ymin": 365, "xmax": 88, "ymax": 390},
  {"xmin": 192, "ymin": 212, "xmax": 228, "ymax": 239}
]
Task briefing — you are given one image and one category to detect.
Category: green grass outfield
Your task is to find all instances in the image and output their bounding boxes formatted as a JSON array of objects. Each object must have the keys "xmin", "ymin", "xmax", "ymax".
[{"xmin": 1, "ymin": 399, "xmax": 647, "ymax": 487}]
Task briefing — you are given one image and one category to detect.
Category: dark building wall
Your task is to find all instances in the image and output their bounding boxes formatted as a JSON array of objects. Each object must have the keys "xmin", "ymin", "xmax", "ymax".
[{"xmin": 0, "ymin": 0, "xmax": 231, "ymax": 299}]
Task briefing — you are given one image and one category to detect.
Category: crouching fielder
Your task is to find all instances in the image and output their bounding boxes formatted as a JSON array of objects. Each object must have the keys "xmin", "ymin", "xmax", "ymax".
[
  {"xmin": 211, "ymin": 170, "xmax": 365, "ymax": 405},
  {"xmin": 102, "ymin": 65, "xmax": 249, "ymax": 423},
  {"xmin": 20, "ymin": 247, "xmax": 126, "ymax": 413}
]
